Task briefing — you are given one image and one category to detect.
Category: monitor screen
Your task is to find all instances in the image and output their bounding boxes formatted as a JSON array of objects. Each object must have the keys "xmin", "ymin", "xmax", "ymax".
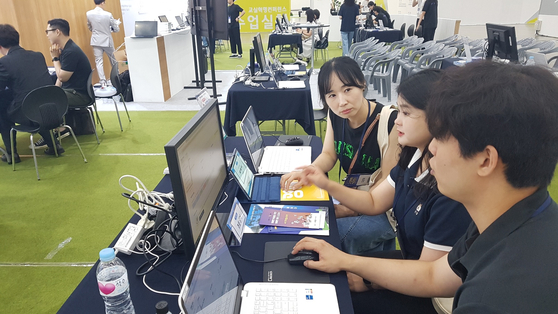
[
  {"xmin": 252, "ymin": 33, "xmax": 268, "ymax": 74},
  {"xmin": 159, "ymin": 15, "xmax": 169, "ymax": 23},
  {"xmin": 179, "ymin": 212, "xmax": 242, "ymax": 314},
  {"xmin": 486, "ymin": 23, "xmax": 518, "ymax": 63},
  {"xmin": 276, "ymin": 17, "xmax": 284, "ymax": 33},
  {"xmin": 176, "ymin": 15, "xmax": 185, "ymax": 27},
  {"xmin": 164, "ymin": 99, "xmax": 228, "ymax": 257}
]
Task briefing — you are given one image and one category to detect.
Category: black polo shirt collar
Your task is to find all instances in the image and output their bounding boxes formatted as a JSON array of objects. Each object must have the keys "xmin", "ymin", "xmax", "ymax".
[{"xmin": 450, "ymin": 187, "xmax": 550, "ymax": 279}]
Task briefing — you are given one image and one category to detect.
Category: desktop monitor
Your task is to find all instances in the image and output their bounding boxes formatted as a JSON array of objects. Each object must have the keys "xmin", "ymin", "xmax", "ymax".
[
  {"xmin": 252, "ymin": 33, "xmax": 269, "ymax": 74},
  {"xmin": 158, "ymin": 15, "xmax": 169, "ymax": 23},
  {"xmin": 282, "ymin": 13, "xmax": 290, "ymax": 28},
  {"xmin": 275, "ymin": 17, "xmax": 285, "ymax": 33},
  {"xmin": 164, "ymin": 98, "xmax": 229, "ymax": 258},
  {"xmin": 486, "ymin": 23, "xmax": 518, "ymax": 63}
]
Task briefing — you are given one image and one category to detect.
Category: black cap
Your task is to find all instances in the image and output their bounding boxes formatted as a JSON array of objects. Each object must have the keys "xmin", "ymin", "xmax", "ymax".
[{"xmin": 155, "ymin": 301, "xmax": 169, "ymax": 314}]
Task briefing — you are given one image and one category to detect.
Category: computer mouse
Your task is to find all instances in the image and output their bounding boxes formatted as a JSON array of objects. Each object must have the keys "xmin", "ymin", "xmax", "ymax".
[
  {"xmin": 287, "ymin": 250, "xmax": 319, "ymax": 265},
  {"xmin": 285, "ymin": 137, "xmax": 303, "ymax": 146}
]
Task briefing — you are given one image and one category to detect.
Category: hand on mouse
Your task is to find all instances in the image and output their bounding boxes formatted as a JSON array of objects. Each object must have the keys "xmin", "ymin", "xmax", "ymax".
[{"xmin": 291, "ymin": 237, "xmax": 350, "ymax": 273}]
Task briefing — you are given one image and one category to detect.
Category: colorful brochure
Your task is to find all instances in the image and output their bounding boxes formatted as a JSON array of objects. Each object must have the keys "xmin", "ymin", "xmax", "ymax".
[{"xmin": 244, "ymin": 204, "xmax": 330, "ymax": 236}]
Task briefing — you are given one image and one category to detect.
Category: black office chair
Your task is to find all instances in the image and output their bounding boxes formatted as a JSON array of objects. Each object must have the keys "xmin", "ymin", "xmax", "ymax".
[
  {"xmin": 84, "ymin": 70, "xmax": 103, "ymax": 144},
  {"xmin": 400, "ymin": 23, "xmax": 406, "ymax": 39},
  {"xmin": 415, "ymin": 25, "xmax": 423, "ymax": 38},
  {"xmin": 11, "ymin": 85, "xmax": 87, "ymax": 180},
  {"xmin": 407, "ymin": 24, "xmax": 415, "ymax": 38},
  {"xmin": 93, "ymin": 64, "xmax": 131, "ymax": 132},
  {"xmin": 314, "ymin": 30, "xmax": 329, "ymax": 60},
  {"xmin": 314, "ymin": 102, "xmax": 329, "ymax": 139}
]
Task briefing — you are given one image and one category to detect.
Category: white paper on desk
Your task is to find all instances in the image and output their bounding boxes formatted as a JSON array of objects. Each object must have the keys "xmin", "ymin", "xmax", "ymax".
[{"xmin": 283, "ymin": 64, "xmax": 300, "ymax": 70}]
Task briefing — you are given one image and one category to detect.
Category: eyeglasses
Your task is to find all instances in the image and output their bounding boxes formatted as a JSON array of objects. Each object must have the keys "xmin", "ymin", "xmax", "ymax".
[{"xmin": 45, "ymin": 29, "xmax": 57, "ymax": 34}]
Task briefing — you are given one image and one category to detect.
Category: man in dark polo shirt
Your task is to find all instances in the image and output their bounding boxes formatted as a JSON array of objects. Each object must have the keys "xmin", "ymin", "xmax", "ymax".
[
  {"xmin": 0, "ymin": 24, "xmax": 58, "ymax": 160},
  {"xmin": 291, "ymin": 61, "xmax": 558, "ymax": 313},
  {"xmin": 46, "ymin": 18, "xmax": 92, "ymax": 107}
]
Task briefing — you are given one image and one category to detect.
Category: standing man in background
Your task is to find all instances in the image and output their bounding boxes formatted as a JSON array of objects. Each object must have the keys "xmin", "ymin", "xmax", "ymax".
[
  {"xmin": 339, "ymin": 0, "xmax": 360, "ymax": 56},
  {"xmin": 227, "ymin": 0, "xmax": 245, "ymax": 58},
  {"xmin": 417, "ymin": 0, "xmax": 437, "ymax": 42},
  {"xmin": 412, "ymin": 0, "xmax": 425, "ymax": 27},
  {"xmin": 86, "ymin": 0, "xmax": 121, "ymax": 85}
]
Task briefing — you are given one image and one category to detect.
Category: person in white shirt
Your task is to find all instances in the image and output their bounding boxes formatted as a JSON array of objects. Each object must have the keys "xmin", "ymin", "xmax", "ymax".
[
  {"xmin": 86, "ymin": 0, "xmax": 120, "ymax": 84},
  {"xmin": 412, "ymin": 0, "xmax": 425, "ymax": 26}
]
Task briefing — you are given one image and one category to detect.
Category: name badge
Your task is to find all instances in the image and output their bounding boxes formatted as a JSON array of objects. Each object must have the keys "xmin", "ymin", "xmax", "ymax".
[{"xmin": 343, "ymin": 174, "xmax": 371, "ymax": 188}]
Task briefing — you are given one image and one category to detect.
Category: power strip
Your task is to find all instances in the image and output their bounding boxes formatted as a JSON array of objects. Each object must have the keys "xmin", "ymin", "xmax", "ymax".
[{"xmin": 114, "ymin": 223, "xmax": 145, "ymax": 255}]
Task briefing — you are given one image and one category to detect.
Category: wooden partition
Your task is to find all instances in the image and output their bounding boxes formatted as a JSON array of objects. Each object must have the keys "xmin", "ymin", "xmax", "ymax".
[{"xmin": 0, "ymin": 0, "xmax": 125, "ymax": 83}]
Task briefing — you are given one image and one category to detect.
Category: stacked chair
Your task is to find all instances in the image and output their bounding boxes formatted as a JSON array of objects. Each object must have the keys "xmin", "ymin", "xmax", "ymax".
[{"xmin": 348, "ymin": 33, "xmax": 466, "ymax": 101}]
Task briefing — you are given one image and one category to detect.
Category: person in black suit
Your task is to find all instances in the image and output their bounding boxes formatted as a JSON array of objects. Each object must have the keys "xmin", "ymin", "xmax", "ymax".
[{"xmin": 0, "ymin": 24, "xmax": 58, "ymax": 163}]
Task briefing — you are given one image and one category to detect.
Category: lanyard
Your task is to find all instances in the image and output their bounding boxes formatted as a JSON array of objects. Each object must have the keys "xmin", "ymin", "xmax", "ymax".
[
  {"xmin": 338, "ymin": 100, "xmax": 371, "ymax": 179},
  {"xmin": 531, "ymin": 195, "xmax": 551, "ymax": 218}
]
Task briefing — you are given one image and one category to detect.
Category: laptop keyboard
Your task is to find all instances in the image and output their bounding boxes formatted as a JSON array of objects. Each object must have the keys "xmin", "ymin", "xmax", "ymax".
[
  {"xmin": 261, "ymin": 147, "xmax": 308, "ymax": 174},
  {"xmin": 253, "ymin": 287, "xmax": 298, "ymax": 314}
]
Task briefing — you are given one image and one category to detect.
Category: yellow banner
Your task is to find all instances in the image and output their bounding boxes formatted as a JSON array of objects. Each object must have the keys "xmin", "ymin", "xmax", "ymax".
[{"xmin": 237, "ymin": 0, "xmax": 291, "ymax": 33}]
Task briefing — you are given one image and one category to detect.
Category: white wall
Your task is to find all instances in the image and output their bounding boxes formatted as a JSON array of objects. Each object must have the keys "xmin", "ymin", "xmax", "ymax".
[
  {"xmin": 121, "ymin": 0, "xmax": 188, "ymax": 37},
  {"xmin": 386, "ymin": 0, "xmax": 541, "ymax": 25}
]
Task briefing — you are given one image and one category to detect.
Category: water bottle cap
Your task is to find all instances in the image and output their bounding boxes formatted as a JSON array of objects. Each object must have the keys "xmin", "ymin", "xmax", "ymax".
[{"xmin": 99, "ymin": 248, "xmax": 116, "ymax": 262}]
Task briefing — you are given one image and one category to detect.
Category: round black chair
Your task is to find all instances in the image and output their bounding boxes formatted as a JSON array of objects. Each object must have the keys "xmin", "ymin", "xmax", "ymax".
[
  {"xmin": 11, "ymin": 85, "xmax": 87, "ymax": 180},
  {"xmin": 407, "ymin": 24, "xmax": 415, "ymax": 38}
]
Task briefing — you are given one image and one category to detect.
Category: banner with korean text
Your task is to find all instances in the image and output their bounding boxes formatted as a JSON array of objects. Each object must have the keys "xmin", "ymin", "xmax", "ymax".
[{"xmin": 238, "ymin": 0, "xmax": 291, "ymax": 33}]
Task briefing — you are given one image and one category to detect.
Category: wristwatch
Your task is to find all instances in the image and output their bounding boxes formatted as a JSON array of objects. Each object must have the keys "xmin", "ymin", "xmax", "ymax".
[{"xmin": 52, "ymin": 57, "xmax": 60, "ymax": 62}]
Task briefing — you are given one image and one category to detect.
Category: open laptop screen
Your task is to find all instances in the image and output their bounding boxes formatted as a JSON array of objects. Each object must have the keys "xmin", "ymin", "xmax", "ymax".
[
  {"xmin": 134, "ymin": 21, "xmax": 158, "ymax": 37},
  {"xmin": 240, "ymin": 106, "xmax": 265, "ymax": 171},
  {"xmin": 180, "ymin": 214, "xmax": 242, "ymax": 314},
  {"xmin": 230, "ymin": 150, "xmax": 255, "ymax": 199}
]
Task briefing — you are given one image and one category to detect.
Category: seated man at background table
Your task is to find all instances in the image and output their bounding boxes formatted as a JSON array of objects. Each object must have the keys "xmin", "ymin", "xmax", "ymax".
[
  {"xmin": 292, "ymin": 61, "xmax": 558, "ymax": 312},
  {"xmin": 372, "ymin": 6, "xmax": 390, "ymax": 28},
  {"xmin": 46, "ymin": 18, "xmax": 92, "ymax": 108},
  {"xmin": 368, "ymin": 2, "xmax": 391, "ymax": 27},
  {"xmin": 34, "ymin": 18, "xmax": 93, "ymax": 149},
  {"xmin": 0, "ymin": 24, "xmax": 58, "ymax": 161}
]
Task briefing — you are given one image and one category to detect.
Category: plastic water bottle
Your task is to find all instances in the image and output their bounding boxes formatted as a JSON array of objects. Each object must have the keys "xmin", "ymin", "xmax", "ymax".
[
  {"xmin": 96, "ymin": 248, "xmax": 136, "ymax": 314},
  {"xmin": 526, "ymin": 56, "xmax": 535, "ymax": 66}
]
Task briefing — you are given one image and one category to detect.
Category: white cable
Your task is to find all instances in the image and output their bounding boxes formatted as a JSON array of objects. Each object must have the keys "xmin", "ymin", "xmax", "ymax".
[
  {"xmin": 142, "ymin": 275, "xmax": 180, "ymax": 296},
  {"xmin": 119, "ymin": 175, "xmax": 174, "ymax": 219}
]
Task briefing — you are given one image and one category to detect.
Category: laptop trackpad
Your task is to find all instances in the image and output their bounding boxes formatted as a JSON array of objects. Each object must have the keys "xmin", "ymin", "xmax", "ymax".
[{"xmin": 263, "ymin": 241, "xmax": 330, "ymax": 283}]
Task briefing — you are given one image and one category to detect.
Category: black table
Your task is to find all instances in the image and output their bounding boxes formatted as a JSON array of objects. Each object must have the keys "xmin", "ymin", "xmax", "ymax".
[
  {"xmin": 224, "ymin": 72, "xmax": 316, "ymax": 137},
  {"xmin": 355, "ymin": 28, "xmax": 403, "ymax": 43},
  {"xmin": 268, "ymin": 33, "xmax": 303, "ymax": 53},
  {"xmin": 58, "ymin": 137, "xmax": 353, "ymax": 314}
]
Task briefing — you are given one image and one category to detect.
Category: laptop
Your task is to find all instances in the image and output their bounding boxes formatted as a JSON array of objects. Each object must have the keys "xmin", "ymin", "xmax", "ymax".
[
  {"xmin": 178, "ymin": 213, "xmax": 340, "ymax": 314},
  {"xmin": 240, "ymin": 106, "xmax": 311, "ymax": 174},
  {"xmin": 271, "ymin": 70, "xmax": 306, "ymax": 89},
  {"xmin": 230, "ymin": 149, "xmax": 281, "ymax": 203},
  {"xmin": 133, "ymin": 21, "xmax": 158, "ymax": 38},
  {"xmin": 158, "ymin": 15, "xmax": 169, "ymax": 23}
]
